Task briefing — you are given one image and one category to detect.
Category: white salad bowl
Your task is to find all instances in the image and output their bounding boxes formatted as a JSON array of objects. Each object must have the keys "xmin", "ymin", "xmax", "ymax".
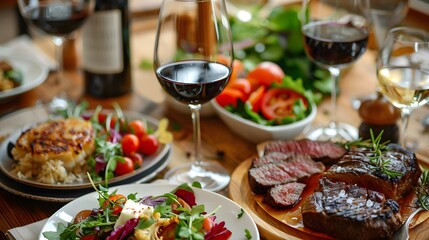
[{"xmin": 211, "ymin": 99, "xmax": 317, "ymax": 143}]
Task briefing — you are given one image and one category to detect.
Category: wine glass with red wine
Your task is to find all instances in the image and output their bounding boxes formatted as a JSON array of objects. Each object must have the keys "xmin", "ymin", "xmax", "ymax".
[
  {"xmin": 154, "ymin": 0, "xmax": 233, "ymax": 191},
  {"xmin": 301, "ymin": 0, "xmax": 370, "ymax": 142},
  {"xmin": 17, "ymin": 0, "xmax": 94, "ymax": 95}
]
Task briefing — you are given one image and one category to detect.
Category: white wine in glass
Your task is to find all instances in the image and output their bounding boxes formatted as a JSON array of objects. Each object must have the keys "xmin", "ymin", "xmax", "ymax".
[{"xmin": 377, "ymin": 27, "xmax": 429, "ymax": 149}]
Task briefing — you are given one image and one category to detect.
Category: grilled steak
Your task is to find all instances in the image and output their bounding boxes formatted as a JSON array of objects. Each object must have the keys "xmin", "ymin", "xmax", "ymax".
[
  {"xmin": 263, "ymin": 139, "xmax": 347, "ymax": 164},
  {"xmin": 301, "ymin": 178, "xmax": 402, "ymax": 240},
  {"xmin": 248, "ymin": 155, "xmax": 325, "ymax": 194},
  {"xmin": 264, "ymin": 182, "xmax": 306, "ymax": 208},
  {"xmin": 323, "ymin": 143, "xmax": 421, "ymax": 200},
  {"xmin": 252, "ymin": 152, "xmax": 295, "ymax": 168}
]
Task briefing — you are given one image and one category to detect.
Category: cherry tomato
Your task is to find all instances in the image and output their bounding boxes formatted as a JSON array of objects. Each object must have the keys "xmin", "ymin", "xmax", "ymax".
[
  {"xmin": 247, "ymin": 86, "xmax": 266, "ymax": 112},
  {"xmin": 128, "ymin": 120, "xmax": 146, "ymax": 138},
  {"xmin": 114, "ymin": 157, "xmax": 134, "ymax": 176},
  {"xmin": 97, "ymin": 113, "xmax": 107, "ymax": 124},
  {"xmin": 129, "ymin": 152, "xmax": 144, "ymax": 169},
  {"xmin": 121, "ymin": 134, "xmax": 140, "ymax": 156},
  {"xmin": 229, "ymin": 78, "xmax": 251, "ymax": 99},
  {"xmin": 102, "ymin": 194, "xmax": 126, "ymax": 215},
  {"xmin": 139, "ymin": 135, "xmax": 159, "ymax": 155},
  {"xmin": 215, "ymin": 88, "xmax": 245, "ymax": 108},
  {"xmin": 261, "ymin": 88, "xmax": 308, "ymax": 120},
  {"xmin": 247, "ymin": 62, "xmax": 285, "ymax": 87}
]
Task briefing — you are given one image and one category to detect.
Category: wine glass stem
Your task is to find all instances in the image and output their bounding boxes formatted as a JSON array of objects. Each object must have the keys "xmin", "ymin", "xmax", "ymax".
[
  {"xmin": 52, "ymin": 36, "xmax": 65, "ymax": 87},
  {"xmin": 328, "ymin": 67, "xmax": 340, "ymax": 130},
  {"xmin": 189, "ymin": 104, "xmax": 203, "ymax": 167},
  {"xmin": 400, "ymin": 108, "xmax": 412, "ymax": 148}
]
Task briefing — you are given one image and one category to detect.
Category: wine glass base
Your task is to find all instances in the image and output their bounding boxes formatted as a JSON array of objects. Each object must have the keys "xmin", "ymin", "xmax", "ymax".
[
  {"xmin": 305, "ymin": 122, "xmax": 358, "ymax": 142},
  {"xmin": 164, "ymin": 161, "xmax": 230, "ymax": 192}
]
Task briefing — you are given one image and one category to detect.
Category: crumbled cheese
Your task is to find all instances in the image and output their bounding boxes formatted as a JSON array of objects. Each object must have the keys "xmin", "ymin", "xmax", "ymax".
[
  {"xmin": 366, "ymin": 199, "xmax": 374, "ymax": 208},
  {"xmin": 114, "ymin": 200, "xmax": 154, "ymax": 229}
]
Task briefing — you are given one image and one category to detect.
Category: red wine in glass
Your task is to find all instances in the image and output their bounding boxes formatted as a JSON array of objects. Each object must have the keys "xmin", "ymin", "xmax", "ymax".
[
  {"xmin": 21, "ymin": 3, "xmax": 91, "ymax": 36},
  {"xmin": 156, "ymin": 60, "xmax": 231, "ymax": 105},
  {"xmin": 303, "ymin": 21, "xmax": 369, "ymax": 67}
]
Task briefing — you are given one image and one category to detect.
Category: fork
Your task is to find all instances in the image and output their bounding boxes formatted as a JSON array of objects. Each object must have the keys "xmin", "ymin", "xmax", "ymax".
[{"xmin": 392, "ymin": 208, "xmax": 424, "ymax": 240}]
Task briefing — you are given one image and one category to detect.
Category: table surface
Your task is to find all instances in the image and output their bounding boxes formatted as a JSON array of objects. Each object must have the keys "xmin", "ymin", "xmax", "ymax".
[{"xmin": 1, "ymin": 2, "xmax": 429, "ymax": 240}]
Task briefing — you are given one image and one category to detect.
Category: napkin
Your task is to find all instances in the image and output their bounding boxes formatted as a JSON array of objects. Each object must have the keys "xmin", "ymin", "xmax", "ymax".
[
  {"xmin": 0, "ymin": 35, "xmax": 56, "ymax": 70},
  {"xmin": 5, "ymin": 219, "xmax": 47, "ymax": 240}
]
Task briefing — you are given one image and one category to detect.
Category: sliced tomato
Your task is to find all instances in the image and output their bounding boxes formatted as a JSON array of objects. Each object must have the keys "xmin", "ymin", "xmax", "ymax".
[
  {"xmin": 114, "ymin": 157, "xmax": 134, "ymax": 176},
  {"xmin": 247, "ymin": 86, "xmax": 266, "ymax": 113},
  {"xmin": 247, "ymin": 62, "xmax": 285, "ymax": 87},
  {"xmin": 261, "ymin": 88, "xmax": 308, "ymax": 120},
  {"xmin": 229, "ymin": 78, "xmax": 251, "ymax": 99},
  {"xmin": 215, "ymin": 88, "xmax": 245, "ymax": 107}
]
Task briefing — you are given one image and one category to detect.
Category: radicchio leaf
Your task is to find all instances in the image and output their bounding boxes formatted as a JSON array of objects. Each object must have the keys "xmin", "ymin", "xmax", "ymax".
[
  {"xmin": 106, "ymin": 218, "xmax": 139, "ymax": 240},
  {"xmin": 95, "ymin": 154, "xmax": 107, "ymax": 173},
  {"xmin": 140, "ymin": 196, "xmax": 166, "ymax": 206},
  {"xmin": 204, "ymin": 221, "xmax": 232, "ymax": 240},
  {"xmin": 174, "ymin": 189, "xmax": 196, "ymax": 207}
]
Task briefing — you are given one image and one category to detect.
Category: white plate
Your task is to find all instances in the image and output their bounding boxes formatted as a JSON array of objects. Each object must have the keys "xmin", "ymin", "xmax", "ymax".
[
  {"xmin": 0, "ymin": 108, "xmax": 171, "ymax": 190},
  {"xmin": 39, "ymin": 184, "xmax": 260, "ymax": 240},
  {"xmin": 0, "ymin": 53, "xmax": 49, "ymax": 100}
]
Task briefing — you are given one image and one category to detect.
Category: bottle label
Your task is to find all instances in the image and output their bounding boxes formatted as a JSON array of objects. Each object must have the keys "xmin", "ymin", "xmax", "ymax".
[{"xmin": 82, "ymin": 10, "xmax": 123, "ymax": 73}]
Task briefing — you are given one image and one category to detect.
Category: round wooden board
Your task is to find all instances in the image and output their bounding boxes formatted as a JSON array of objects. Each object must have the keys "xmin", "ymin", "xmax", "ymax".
[
  {"xmin": 229, "ymin": 157, "xmax": 429, "ymax": 240},
  {"xmin": 229, "ymin": 158, "xmax": 330, "ymax": 240}
]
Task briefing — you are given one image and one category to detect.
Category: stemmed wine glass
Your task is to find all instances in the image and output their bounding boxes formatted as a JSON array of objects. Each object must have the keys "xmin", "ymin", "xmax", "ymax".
[
  {"xmin": 17, "ymin": 0, "xmax": 94, "ymax": 99},
  {"xmin": 154, "ymin": 0, "xmax": 233, "ymax": 191},
  {"xmin": 376, "ymin": 27, "xmax": 429, "ymax": 149},
  {"xmin": 301, "ymin": 0, "xmax": 370, "ymax": 142},
  {"xmin": 369, "ymin": 0, "xmax": 409, "ymax": 50}
]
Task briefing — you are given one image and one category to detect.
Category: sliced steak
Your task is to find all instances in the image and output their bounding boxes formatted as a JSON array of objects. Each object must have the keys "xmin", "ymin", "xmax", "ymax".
[
  {"xmin": 248, "ymin": 155, "xmax": 325, "ymax": 194},
  {"xmin": 301, "ymin": 178, "xmax": 402, "ymax": 240},
  {"xmin": 263, "ymin": 182, "xmax": 306, "ymax": 208},
  {"xmin": 252, "ymin": 152, "xmax": 296, "ymax": 168},
  {"xmin": 263, "ymin": 139, "xmax": 347, "ymax": 164},
  {"xmin": 324, "ymin": 143, "xmax": 421, "ymax": 200}
]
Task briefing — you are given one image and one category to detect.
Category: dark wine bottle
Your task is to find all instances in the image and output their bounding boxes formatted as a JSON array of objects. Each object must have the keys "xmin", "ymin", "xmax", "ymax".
[{"xmin": 81, "ymin": 0, "xmax": 131, "ymax": 98}]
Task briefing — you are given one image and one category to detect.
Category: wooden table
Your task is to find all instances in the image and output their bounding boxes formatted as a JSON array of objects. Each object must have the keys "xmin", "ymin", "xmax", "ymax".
[{"xmin": 1, "ymin": 6, "xmax": 429, "ymax": 240}]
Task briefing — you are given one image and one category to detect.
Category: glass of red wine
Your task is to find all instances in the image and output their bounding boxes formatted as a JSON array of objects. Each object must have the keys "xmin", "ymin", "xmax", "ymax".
[
  {"xmin": 154, "ymin": 0, "xmax": 233, "ymax": 191},
  {"xmin": 301, "ymin": 0, "xmax": 370, "ymax": 142},
  {"xmin": 17, "ymin": 0, "xmax": 94, "ymax": 95}
]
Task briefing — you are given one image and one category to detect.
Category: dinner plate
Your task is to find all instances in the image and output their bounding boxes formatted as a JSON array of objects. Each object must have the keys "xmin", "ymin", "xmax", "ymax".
[
  {"xmin": 0, "ymin": 108, "xmax": 171, "ymax": 190},
  {"xmin": 0, "ymin": 148, "xmax": 171, "ymax": 202},
  {"xmin": 38, "ymin": 183, "xmax": 260, "ymax": 240},
  {"xmin": 0, "ymin": 52, "xmax": 49, "ymax": 101}
]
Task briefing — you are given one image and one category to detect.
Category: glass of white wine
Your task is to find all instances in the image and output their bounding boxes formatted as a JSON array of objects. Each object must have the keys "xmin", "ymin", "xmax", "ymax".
[{"xmin": 377, "ymin": 27, "xmax": 429, "ymax": 149}]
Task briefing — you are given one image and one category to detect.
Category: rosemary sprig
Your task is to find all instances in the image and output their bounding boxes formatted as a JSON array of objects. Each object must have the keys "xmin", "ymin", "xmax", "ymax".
[
  {"xmin": 416, "ymin": 169, "xmax": 429, "ymax": 210},
  {"xmin": 339, "ymin": 130, "xmax": 404, "ymax": 179}
]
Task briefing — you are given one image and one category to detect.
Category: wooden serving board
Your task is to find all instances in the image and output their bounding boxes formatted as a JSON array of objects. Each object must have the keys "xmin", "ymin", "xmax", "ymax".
[{"xmin": 229, "ymin": 158, "xmax": 429, "ymax": 240}]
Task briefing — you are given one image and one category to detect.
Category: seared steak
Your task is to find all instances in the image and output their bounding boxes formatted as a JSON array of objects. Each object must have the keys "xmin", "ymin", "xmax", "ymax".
[
  {"xmin": 301, "ymin": 178, "xmax": 402, "ymax": 240},
  {"xmin": 252, "ymin": 152, "xmax": 296, "ymax": 168},
  {"xmin": 264, "ymin": 182, "xmax": 306, "ymax": 208},
  {"xmin": 263, "ymin": 139, "xmax": 347, "ymax": 164},
  {"xmin": 248, "ymin": 155, "xmax": 324, "ymax": 194},
  {"xmin": 324, "ymin": 143, "xmax": 421, "ymax": 200}
]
